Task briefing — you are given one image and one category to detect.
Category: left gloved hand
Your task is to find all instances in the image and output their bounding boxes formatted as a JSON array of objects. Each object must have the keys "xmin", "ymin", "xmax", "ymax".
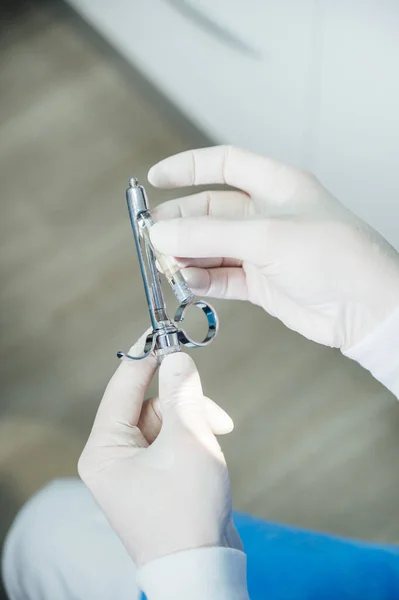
[{"xmin": 78, "ymin": 334, "xmax": 241, "ymax": 566}]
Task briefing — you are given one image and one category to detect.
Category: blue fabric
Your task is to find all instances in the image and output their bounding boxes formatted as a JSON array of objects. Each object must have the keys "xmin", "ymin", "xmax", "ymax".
[
  {"xmin": 142, "ymin": 513, "xmax": 399, "ymax": 599},
  {"xmin": 234, "ymin": 512, "xmax": 399, "ymax": 599}
]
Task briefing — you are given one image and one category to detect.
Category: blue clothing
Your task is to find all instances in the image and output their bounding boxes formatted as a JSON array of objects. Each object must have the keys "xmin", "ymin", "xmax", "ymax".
[
  {"xmin": 141, "ymin": 512, "xmax": 399, "ymax": 600},
  {"xmin": 3, "ymin": 478, "xmax": 398, "ymax": 600},
  {"xmin": 236, "ymin": 512, "xmax": 399, "ymax": 599}
]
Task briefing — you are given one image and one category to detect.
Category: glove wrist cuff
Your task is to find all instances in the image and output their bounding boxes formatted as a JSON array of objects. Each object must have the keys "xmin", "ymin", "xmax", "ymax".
[{"xmin": 343, "ymin": 307, "xmax": 399, "ymax": 398}]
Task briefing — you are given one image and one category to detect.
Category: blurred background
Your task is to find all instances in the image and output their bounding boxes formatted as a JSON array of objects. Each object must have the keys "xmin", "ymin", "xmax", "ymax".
[{"xmin": 1, "ymin": 0, "xmax": 399, "ymax": 595}]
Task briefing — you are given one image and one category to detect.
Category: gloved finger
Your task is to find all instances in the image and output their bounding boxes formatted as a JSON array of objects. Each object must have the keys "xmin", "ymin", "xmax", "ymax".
[
  {"xmin": 92, "ymin": 331, "xmax": 158, "ymax": 432},
  {"xmin": 150, "ymin": 216, "xmax": 266, "ymax": 264},
  {"xmin": 151, "ymin": 190, "xmax": 251, "ymax": 221},
  {"xmin": 204, "ymin": 397, "xmax": 234, "ymax": 435},
  {"xmin": 182, "ymin": 267, "xmax": 248, "ymax": 301},
  {"xmin": 176, "ymin": 257, "xmax": 242, "ymax": 269},
  {"xmin": 137, "ymin": 397, "xmax": 162, "ymax": 444},
  {"xmin": 148, "ymin": 145, "xmax": 298, "ymax": 200},
  {"xmin": 158, "ymin": 353, "xmax": 217, "ymax": 447},
  {"xmin": 138, "ymin": 395, "xmax": 234, "ymax": 444},
  {"xmin": 158, "ymin": 256, "xmax": 241, "ymax": 272}
]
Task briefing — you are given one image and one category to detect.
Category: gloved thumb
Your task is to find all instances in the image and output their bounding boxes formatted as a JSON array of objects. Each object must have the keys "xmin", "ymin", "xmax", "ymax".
[
  {"xmin": 159, "ymin": 353, "xmax": 231, "ymax": 440},
  {"xmin": 150, "ymin": 216, "xmax": 263, "ymax": 264}
]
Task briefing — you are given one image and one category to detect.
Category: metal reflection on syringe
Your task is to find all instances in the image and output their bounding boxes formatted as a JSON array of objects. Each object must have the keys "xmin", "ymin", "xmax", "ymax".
[{"xmin": 117, "ymin": 178, "xmax": 219, "ymax": 362}]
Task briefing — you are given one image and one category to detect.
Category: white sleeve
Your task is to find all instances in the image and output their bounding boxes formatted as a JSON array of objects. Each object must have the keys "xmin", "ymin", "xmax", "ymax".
[
  {"xmin": 136, "ymin": 547, "xmax": 249, "ymax": 600},
  {"xmin": 342, "ymin": 307, "xmax": 399, "ymax": 399}
]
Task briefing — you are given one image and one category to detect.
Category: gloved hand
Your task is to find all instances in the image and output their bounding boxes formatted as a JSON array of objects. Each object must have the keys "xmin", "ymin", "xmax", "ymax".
[
  {"xmin": 78, "ymin": 335, "xmax": 241, "ymax": 567},
  {"xmin": 149, "ymin": 146, "xmax": 399, "ymax": 350}
]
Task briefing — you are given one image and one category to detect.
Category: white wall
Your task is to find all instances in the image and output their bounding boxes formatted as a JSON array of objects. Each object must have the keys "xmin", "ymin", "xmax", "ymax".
[{"xmin": 67, "ymin": 0, "xmax": 399, "ymax": 249}]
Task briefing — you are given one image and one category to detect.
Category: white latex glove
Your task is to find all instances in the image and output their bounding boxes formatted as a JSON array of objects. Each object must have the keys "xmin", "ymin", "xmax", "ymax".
[
  {"xmin": 78, "ymin": 335, "xmax": 241, "ymax": 567},
  {"xmin": 149, "ymin": 146, "xmax": 399, "ymax": 351}
]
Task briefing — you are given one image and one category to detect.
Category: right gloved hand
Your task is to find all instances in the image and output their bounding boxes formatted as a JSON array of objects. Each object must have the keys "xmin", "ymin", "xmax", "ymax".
[
  {"xmin": 78, "ymin": 336, "xmax": 240, "ymax": 568},
  {"xmin": 149, "ymin": 145, "xmax": 399, "ymax": 351}
]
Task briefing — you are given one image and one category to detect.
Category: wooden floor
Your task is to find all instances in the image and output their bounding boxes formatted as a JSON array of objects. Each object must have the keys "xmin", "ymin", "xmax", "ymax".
[{"xmin": 1, "ymin": 2, "xmax": 399, "ymax": 577}]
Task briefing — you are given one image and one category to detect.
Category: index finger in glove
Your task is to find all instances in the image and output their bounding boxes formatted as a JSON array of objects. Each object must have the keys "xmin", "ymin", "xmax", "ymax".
[{"xmin": 148, "ymin": 145, "xmax": 299, "ymax": 201}]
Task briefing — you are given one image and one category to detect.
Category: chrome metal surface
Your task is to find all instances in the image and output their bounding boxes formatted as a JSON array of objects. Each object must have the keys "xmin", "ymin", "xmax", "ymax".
[
  {"xmin": 175, "ymin": 300, "xmax": 219, "ymax": 347},
  {"xmin": 117, "ymin": 178, "xmax": 219, "ymax": 361},
  {"xmin": 127, "ymin": 177, "xmax": 149, "ymax": 215}
]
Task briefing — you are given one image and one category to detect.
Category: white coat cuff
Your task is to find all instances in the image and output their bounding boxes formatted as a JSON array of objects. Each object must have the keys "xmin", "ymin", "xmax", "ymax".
[{"xmin": 137, "ymin": 547, "xmax": 249, "ymax": 600}]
